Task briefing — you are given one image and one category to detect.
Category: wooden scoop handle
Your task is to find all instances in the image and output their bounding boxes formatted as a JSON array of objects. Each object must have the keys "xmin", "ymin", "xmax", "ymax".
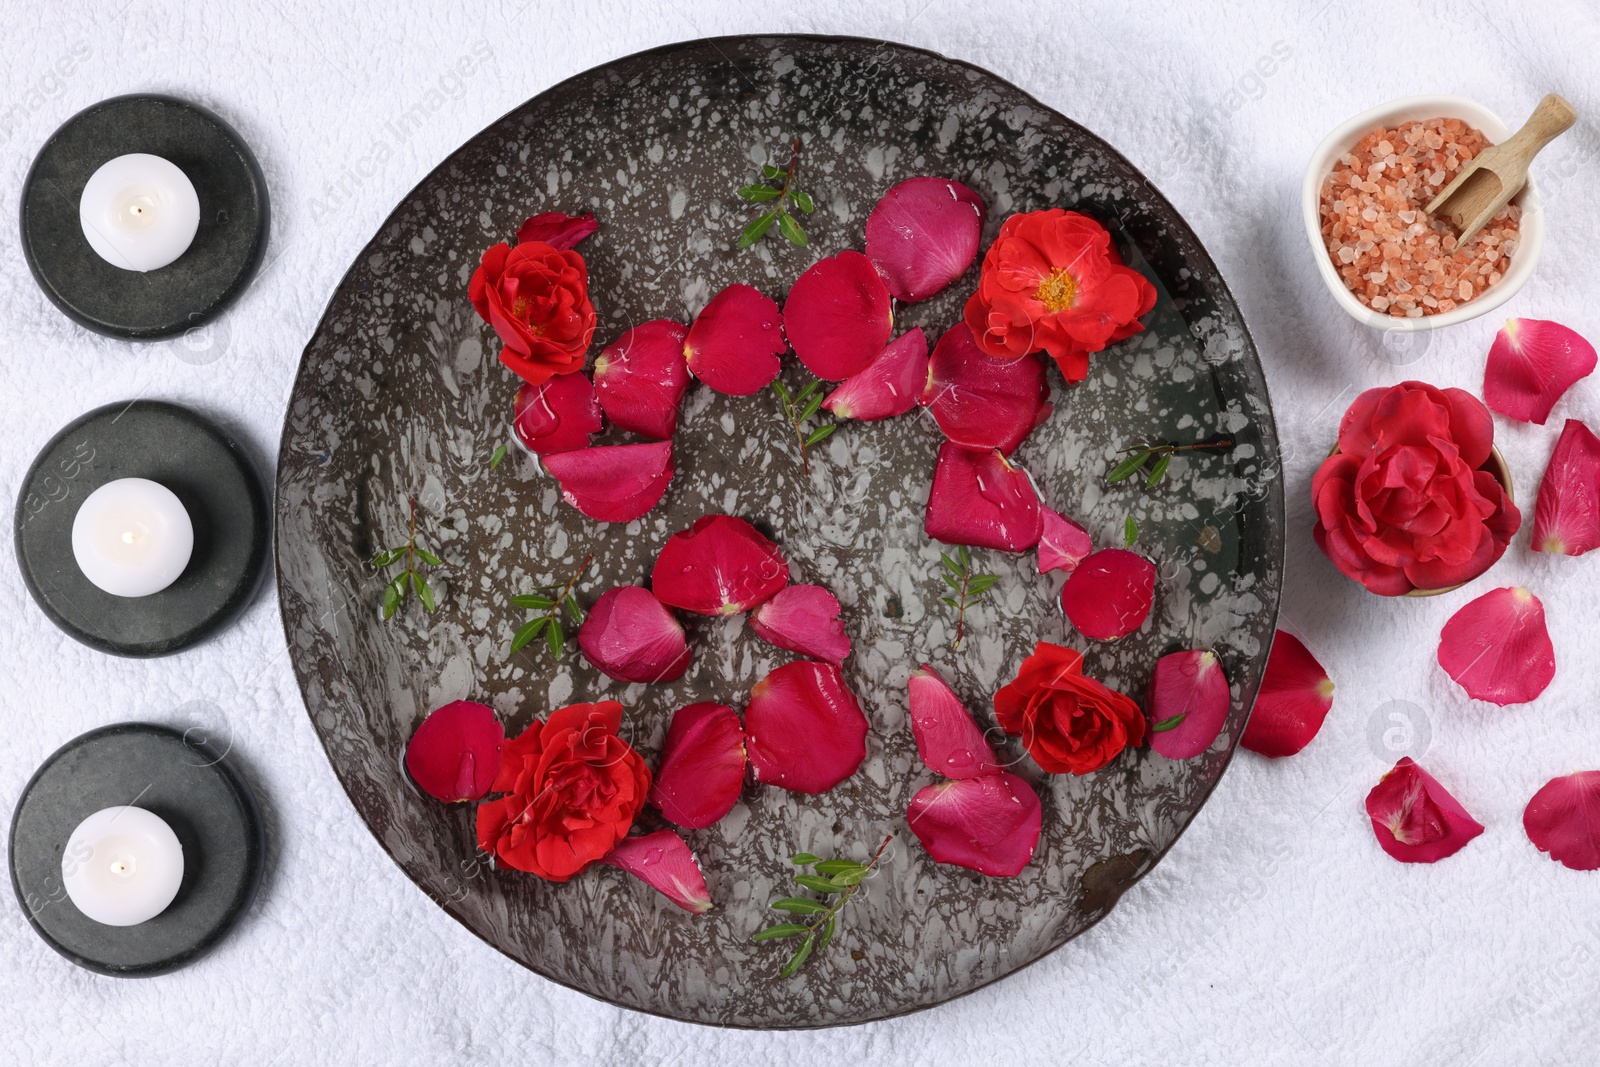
[{"xmin": 1499, "ymin": 93, "xmax": 1577, "ymax": 163}]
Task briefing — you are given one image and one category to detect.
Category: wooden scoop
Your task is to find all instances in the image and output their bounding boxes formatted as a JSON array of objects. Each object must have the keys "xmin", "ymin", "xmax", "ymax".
[{"xmin": 1425, "ymin": 93, "xmax": 1576, "ymax": 246}]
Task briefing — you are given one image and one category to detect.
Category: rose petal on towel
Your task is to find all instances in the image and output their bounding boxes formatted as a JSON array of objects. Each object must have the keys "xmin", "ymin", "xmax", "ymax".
[
  {"xmin": 542, "ymin": 441, "xmax": 673, "ymax": 523},
  {"xmin": 1240, "ymin": 631, "xmax": 1335, "ymax": 758},
  {"xmin": 404, "ymin": 700, "xmax": 504, "ymax": 803},
  {"xmin": 783, "ymin": 250, "xmax": 893, "ymax": 381},
  {"xmin": 864, "ymin": 176, "xmax": 985, "ymax": 302},
  {"xmin": 1483, "ymin": 318, "xmax": 1597, "ymax": 425},
  {"xmin": 906, "ymin": 772, "xmax": 1041, "ymax": 877},
  {"xmin": 1437, "ymin": 586, "xmax": 1556, "ymax": 706},
  {"xmin": 921, "ymin": 323, "xmax": 1052, "ymax": 454},
  {"xmin": 749, "ymin": 584, "xmax": 851, "ymax": 665},
  {"xmin": 683, "ymin": 284, "xmax": 785, "ymax": 395},
  {"xmin": 599, "ymin": 831, "xmax": 713, "ymax": 913},
  {"xmin": 1533, "ymin": 419, "xmax": 1600, "ymax": 556},
  {"xmin": 1037, "ymin": 506, "xmax": 1093, "ymax": 574},
  {"xmin": 1060, "ymin": 548, "xmax": 1155, "ymax": 640},
  {"xmin": 908, "ymin": 665, "xmax": 998, "ymax": 779},
  {"xmin": 512, "ymin": 373, "xmax": 603, "ymax": 456},
  {"xmin": 1523, "ymin": 771, "xmax": 1600, "ymax": 871},
  {"xmin": 648, "ymin": 702, "xmax": 746, "ymax": 829},
  {"xmin": 822, "ymin": 328, "xmax": 930, "ymax": 421},
  {"xmin": 651, "ymin": 514, "xmax": 789, "ymax": 616},
  {"xmin": 1365, "ymin": 757, "xmax": 1484, "ymax": 864},
  {"xmin": 515, "ymin": 210, "xmax": 599, "ymax": 251},
  {"xmin": 593, "ymin": 320, "xmax": 690, "ymax": 439},
  {"xmin": 577, "ymin": 586, "xmax": 692, "ymax": 683},
  {"xmin": 743, "ymin": 661, "xmax": 868, "ymax": 794},
  {"xmin": 1146, "ymin": 650, "xmax": 1231, "ymax": 760},
  {"xmin": 923, "ymin": 442, "xmax": 1044, "ymax": 552}
]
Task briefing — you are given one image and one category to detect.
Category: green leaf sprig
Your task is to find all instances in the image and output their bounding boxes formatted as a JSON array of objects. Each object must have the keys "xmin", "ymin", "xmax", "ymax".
[
  {"xmin": 737, "ymin": 137, "xmax": 815, "ymax": 249},
  {"xmin": 509, "ymin": 553, "xmax": 592, "ymax": 661},
  {"xmin": 489, "ymin": 444, "xmax": 508, "ymax": 469},
  {"xmin": 1106, "ymin": 436, "xmax": 1236, "ymax": 488},
  {"xmin": 371, "ymin": 498, "xmax": 440, "ymax": 620},
  {"xmin": 754, "ymin": 835, "xmax": 893, "ymax": 978},
  {"xmin": 1123, "ymin": 516, "xmax": 1140, "ymax": 548},
  {"xmin": 773, "ymin": 376, "xmax": 836, "ymax": 477},
  {"xmin": 938, "ymin": 545, "xmax": 999, "ymax": 650}
]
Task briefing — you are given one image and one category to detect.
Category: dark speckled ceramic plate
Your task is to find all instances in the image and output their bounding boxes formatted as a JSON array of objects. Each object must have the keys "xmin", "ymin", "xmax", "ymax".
[{"xmin": 276, "ymin": 35, "xmax": 1283, "ymax": 1028}]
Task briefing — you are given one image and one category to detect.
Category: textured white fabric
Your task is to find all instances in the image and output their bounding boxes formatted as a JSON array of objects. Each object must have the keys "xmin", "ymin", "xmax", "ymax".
[{"xmin": 2, "ymin": 1, "xmax": 1597, "ymax": 1063}]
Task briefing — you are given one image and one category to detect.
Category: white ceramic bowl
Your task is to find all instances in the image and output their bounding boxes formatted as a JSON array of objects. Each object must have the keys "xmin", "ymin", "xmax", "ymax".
[{"xmin": 1301, "ymin": 94, "xmax": 1544, "ymax": 331}]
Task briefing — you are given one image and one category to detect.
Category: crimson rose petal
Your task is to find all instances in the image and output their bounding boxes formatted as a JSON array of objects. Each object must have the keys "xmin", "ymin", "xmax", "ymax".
[
  {"xmin": 1533, "ymin": 419, "xmax": 1600, "ymax": 556},
  {"xmin": 1037, "ymin": 506, "xmax": 1093, "ymax": 574},
  {"xmin": 515, "ymin": 210, "xmax": 599, "ymax": 251},
  {"xmin": 783, "ymin": 250, "xmax": 893, "ymax": 381},
  {"xmin": 1437, "ymin": 586, "xmax": 1556, "ymax": 706},
  {"xmin": 577, "ymin": 586, "xmax": 691, "ymax": 683},
  {"xmin": 822, "ymin": 328, "xmax": 930, "ymax": 421},
  {"xmin": 923, "ymin": 442, "xmax": 1043, "ymax": 552},
  {"xmin": 1523, "ymin": 771, "xmax": 1600, "ymax": 871},
  {"xmin": 513, "ymin": 373, "xmax": 603, "ymax": 456},
  {"xmin": 743, "ymin": 661, "xmax": 868, "ymax": 794},
  {"xmin": 921, "ymin": 323, "xmax": 1052, "ymax": 455},
  {"xmin": 651, "ymin": 515, "xmax": 789, "ymax": 616},
  {"xmin": 865, "ymin": 176, "xmax": 985, "ymax": 303},
  {"xmin": 648, "ymin": 702, "xmax": 746, "ymax": 829},
  {"xmin": 1146, "ymin": 650, "xmax": 1230, "ymax": 760},
  {"xmin": 1240, "ymin": 631, "xmax": 1335, "ymax": 758},
  {"xmin": 593, "ymin": 320, "xmax": 691, "ymax": 439},
  {"xmin": 599, "ymin": 831, "xmax": 714, "ymax": 913},
  {"xmin": 749, "ymin": 584, "xmax": 851, "ymax": 665},
  {"xmin": 908, "ymin": 665, "xmax": 998, "ymax": 779},
  {"xmin": 1060, "ymin": 548, "xmax": 1155, "ymax": 640},
  {"xmin": 1365, "ymin": 757, "xmax": 1484, "ymax": 863},
  {"xmin": 404, "ymin": 700, "xmax": 503, "ymax": 803},
  {"xmin": 1483, "ymin": 318, "xmax": 1597, "ymax": 425},
  {"xmin": 683, "ymin": 284, "xmax": 785, "ymax": 395},
  {"xmin": 906, "ymin": 773, "xmax": 1042, "ymax": 877},
  {"xmin": 542, "ymin": 441, "xmax": 673, "ymax": 523}
]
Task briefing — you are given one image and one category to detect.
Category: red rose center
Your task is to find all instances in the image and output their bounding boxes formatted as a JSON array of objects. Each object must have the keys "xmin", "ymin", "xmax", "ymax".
[{"xmin": 1034, "ymin": 268, "xmax": 1078, "ymax": 313}]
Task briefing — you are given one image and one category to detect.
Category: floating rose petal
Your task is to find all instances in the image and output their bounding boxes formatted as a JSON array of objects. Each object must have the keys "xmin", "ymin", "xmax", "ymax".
[
  {"xmin": 1060, "ymin": 549, "xmax": 1155, "ymax": 640},
  {"xmin": 1523, "ymin": 771, "xmax": 1600, "ymax": 871},
  {"xmin": 648, "ymin": 702, "xmax": 746, "ymax": 829},
  {"xmin": 1037, "ymin": 506, "xmax": 1093, "ymax": 575},
  {"xmin": 1483, "ymin": 318, "xmax": 1597, "ymax": 425},
  {"xmin": 515, "ymin": 210, "xmax": 599, "ymax": 251},
  {"xmin": 923, "ymin": 442, "xmax": 1043, "ymax": 552},
  {"xmin": 577, "ymin": 586, "xmax": 691, "ymax": 683},
  {"xmin": 1437, "ymin": 586, "xmax": 1556, "ymax": 706},
  {"xmin": 749, "ymin": 584, "xmax": 851, "ymax": 665},
  {"xmin": 823, "ymin": 328, "xmax": 929, "ymax": 421},
  {"xmin": 593, "ymin": 320, "xmax": 690, "ymax": 439},
  {"xmin": 512, "ymin": 373, "xmax": 603, "ymax": 456},
  {"xmin": 743, "ymin": 661, "xmax": 868, "ymax": 794},
  {"xmin": 1365, "ymin": 757, "xmax": 1484, "ymax": 863},
  {"xmin": 542, "ymin": 440, "xmax": 673, "ymax": 523},
  {"xmin": 865, "ymin": 176, "xmax": 986, "ymax": 303},
  {"xmin": 906, "ymin": 772, "xmax": 1041, "ymax": 877},
  {"xmin": 783, "ymin": 250, "xmax": 893, "ymax": 381},
  {"xmin": 908, "ymin": 665, "xmax": 998, "ymax": 779},
  {"xmin": 404, "ymin": 700, "xmax": 503, "ymax": 803},
  {"xmin": 1240, "ymin": 631, "xmax": 1335, "ymax": 758},
  {"xmin": 651, "ymin": 515, "xmax": 789, "ymax": 616},
  {"xmin": 1533, "ymin": 419, "xmax": 1600, "ymax": 556},
  {"xmin": 921, "ymin": 323, "xmax": 1052, "ymax": 454},
  {"xmin": 1146, "ymin": 650, "xmax": 1231, "ymax": 760},
  {"xmin": 599, "ymin": 831, "xmax": 713, "ymax": 913},
  {"xmin": 683, "ymin": 284, "xmax": 785, "ymax": 395}
]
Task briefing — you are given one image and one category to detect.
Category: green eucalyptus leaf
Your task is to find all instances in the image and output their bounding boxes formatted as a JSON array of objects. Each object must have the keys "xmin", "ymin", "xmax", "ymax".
[
  {"xmin": 738, "ymin": 183, "xmax": 782, "ymax": 202},
  {"xmin": 799, "ymin": 394, "xmax": 823, "ymax": 421},
  {"xmin": 780, "ymin": 933, "xmax": 815, "ymax": 978},
  {"xmin": 489, "ymin": 444, "xmax": 507, "ymax": 469},
  {"xmin": 813, "ymin": 859, "xmax": 866, "ymax": 877},
  {"xmin": 1107, "ymin": 452, "xmax": 1151, "ymax": 483},
  {"xmin": 416, "ymin": 577, "xmax": 437, "ymax": 613},
  {"xmin": 739, "ymin": 210, "xmax": 778, "ymax": 248},
  {"xmin": 1124, "ymin": 516, "xmax": 1139, "ymax": 548},
  {"xmin": 773, "ymin": 380, "xmax": 793, "ymax": 405},
  {"xmin": 940, "ymin": 596, "xmax": 959, "ymax": 608},
  {"xmin": 777, "ymin": 211, "xmax": 807, "ymax": 247},
  {"xmin": 382, "ymin": 580, "xmax": 401, "ymax": 619},
  {"xmin": 967, "ymin": 574, "xmax": 999, "ymax": 594},
  {"xmin": 1151, "ymin": 712, "xmax": 1187, "ymax": 733},
  {"xmin": 816, "ymin": 913, "xmax": 837, "ymax": 952},
  {"xmin": 941, "ymin": 573, "xmax": 962, "ymax": 591},
  {"xmin": 829, "ymin": 869, "xmax": 866, "ymax": 888},
  {"xmin": 770, "ymin": 897, "xmax": 830, "ymax": 915},
  {"xmin": 547, "ymin": 619, "xmax": 565, "ymax": 659},
  {"xmin": 790, "ymin": 852, "xmax": 820, "ymax": 865},
  {"xmin": 958, "ymin": 545, "xmax": 970, "ymax": 568},
  {"xmin": 792, "ymin": 189, "xmax": 815, "ymax": 214},
  {"xmin": 564, "ymin": 597, "xmax": 583, "ymax": 625},
  {"xmin": 511, "ymin": 594, "xmax": 556, "ymax": 610},
  {"xmin": 753, "ymin": 923, "xmax": 809, "ymax": 941},
  {"xmin": 1146, "ymin": 453, "xmax": 1172, "ymax": 486},
  {"xmin": 510, "ymin": 617, "xmax": 547, "ymax": 654},
  {"xmin": 761, "ymin": 163, "xmax": 784, "ymax": 180},
  {"xmin": 804, "ymin": 424, "xmax": 835, "ymax": 446},
  {"xmin": 794, "ymin": 874, "xmax": 843, "ymax": 894},
  {"xmin": 414, "ymin": 547, "xmax": 442, "ymax": 567}
]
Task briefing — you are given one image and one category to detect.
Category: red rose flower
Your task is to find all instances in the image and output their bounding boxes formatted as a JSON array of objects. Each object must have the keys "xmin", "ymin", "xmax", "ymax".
[
  {"xmin": 475, "ymin": 700, "xmax": 650, "ymax": 881},
  {"xmin": 468, "ymin": 240, "xmax": 596, "ymax": 386},
  {"xmin": 962, "ymin": 209, "xmax": 1156, "ymax": 381},
  {"xmin": 994, "ymin": 641, "xmax": 1145, "ymax": 775},
  {"xmin": 1312, "ymin": 381, "xmax": 1520, "ymax": 596}
]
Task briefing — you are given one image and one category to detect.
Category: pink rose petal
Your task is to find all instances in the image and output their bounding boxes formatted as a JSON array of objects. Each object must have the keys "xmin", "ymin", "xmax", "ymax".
[
  {"xmin": 683, "ymin": 284, "xmax": 785, "ymax": 395},
  {"xmin": 906, "ymin": 772, "xmax": 1041, "ymax": 877},
  {"xmin": 1483, "ymin": 318, "xmax": 1597, "ymax": 425},
  {"xmin": 404, "ymin": 700, "xmax": 503, "ymax": 803},
  {"xmin": 1037, "ymin": 506, "xmax": 1093, "ymax": 574},
  {"xmin": 782, "ymin": 250, "xmax": 893, "ymax": 381},
  {"xmin": 648, "ymin": 702, "xmax": 746, "ymax": 829},
  {"xmin": 743, "ymin": 661, "xmax": 868, "ymax": 794},
  {"xmin": 1060, "ymin": 548, "xmax": 1156, "ymax": 640},
  {"xmin": 1146, "ymin": 650, "xmax": 1231, "ymax": 760},
  {"xmin": 593, "ymin": 320, "xmax": 690, "ymax": 439},
  {"xmin": 512, "ymin": 374, "xmax": 603, "ymax": 456},
  {"xmin": 515, "ymin": 210, "xmax": 599, "ymax": 251},
  {"xmin": 749, "ymin": 584, "xmax": 851, "ymax": 665},
  {"xmin": 822, "ymin": 328, "xmax": 930, "ymax": 421},
  {"xmin": 1524, "ymin": 771, "xmax": 1600, "ymax": 871},
  {"xmin": 864, "ymin": 176, "xmax": 985, "ymax": 303},
  {"xmin": 921, "ymin": 323, "xmax": 1052, "ymax": 455},
  {"xmin": 1240, "ymin": 631, "xmax": 1335, "ymax": 758},
  {"xmin": 599, "ymin": 831, "xmax": 713, "ymax": 913},
  {"xmin": 1437, "ymin": 586, "xmax": 1556, "ymax": 706},
  {"xmin": 923, "ymin": 442, "xmax": 1044, "ymax": 552},
  {"xmin": 542, "ymin": 440, "xmax": 673, "ymax": 523},
  {"xmin": 1365, "ymin": 757, "xmax": 1484, "ymax": 864},
  {"xmin": 577, "ymin": 586, "xmax": 691, "ymax": 683},
  {"xmin": 908, "ymin": 665, "xmax": 999, "ymax": 779},
  {"xmin": 651, "ymin": 514, "xmax": 789, "ymax": 616},
  {"xmin": 1533, "ymin": 418, "xmax": 1600, "ymax": 556}
]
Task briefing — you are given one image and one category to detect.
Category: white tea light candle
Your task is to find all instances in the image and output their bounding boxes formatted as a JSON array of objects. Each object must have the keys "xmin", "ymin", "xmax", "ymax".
[
  {"xmin": 62, "ymin": 806, "xmax": 184, "ymax": 927},
  {"xmin": 71, "ymin": 478, "xmax": 194, "ymax": 597},
  {"xmin": 78, "ymin": 153, "xmax": 200, "ymax": 272}
]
